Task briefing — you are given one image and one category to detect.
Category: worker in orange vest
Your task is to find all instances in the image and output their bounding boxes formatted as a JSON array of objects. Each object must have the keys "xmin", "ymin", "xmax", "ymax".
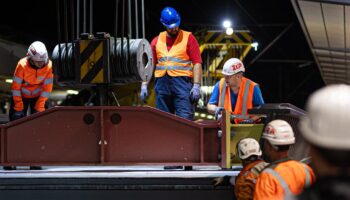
[
  {"xmin": 253, "ymin": 119, "xmax": 315, "ymax": 200},
  {"xmin": 9, "ymin": 41, "xmax": 53, "ymax": 121},
  {"xmin": 213, "ymin": 138, "xmax": 267, "ymax": 199},
  {"xmin": 139, "ymin": 6, "xmax": 202, "ymax": 120},
  {"xmin": 207, "ymin": 58, "xmax": 264, "ymax": 123},
  {"xmin": 234, "ymin": 138, "xmax": 268, "ymax": 200},
  {"xmin": 295, "ymin": 84, "xmax": 350, "ymax": 200}
]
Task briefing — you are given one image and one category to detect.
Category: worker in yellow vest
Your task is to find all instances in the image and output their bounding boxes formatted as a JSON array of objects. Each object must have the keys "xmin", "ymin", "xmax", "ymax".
[
  {"xmin": 140, "ymin": 6, "xmax": 202, "ymax": 120},
  {"xmin": 207, "ymin": 58, "xmax": 264, "ymax": 123}
]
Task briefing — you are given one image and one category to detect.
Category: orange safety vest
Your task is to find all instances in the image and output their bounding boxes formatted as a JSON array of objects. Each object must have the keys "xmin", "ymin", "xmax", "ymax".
[
  {"xmin": 234, "ymin": 160, "xmax": 267, "ymax": 200},
  {"xmin": 218, "ymin": 77, "xmax": 257, "ymax": 123},
  {"xmin": 11, "ymin": 57, "xmax": 54, "ymax": 112},
  {"xmin": 154, "ymin": 30, "xmax": 192, "ymax": 77},
  {"xmin": 253, "ymin": 160, "xmax": 315, "ymax": 200}
]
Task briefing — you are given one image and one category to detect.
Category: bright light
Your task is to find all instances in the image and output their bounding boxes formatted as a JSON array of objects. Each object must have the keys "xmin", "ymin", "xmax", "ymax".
[
  {"xmin": 206, "ymin": 115, "xmax": 214, "ymax": 119},
  {"xmin": 251, "ymin": 42, "xmax": 259, "ymax": 51},
  {"xmin": 195, "ymin": 112, "xmax": 199, "ymax": 117},
  {"xmin": 200, "ymin": 113, "xmax": 206, "ymax": 118},
  {"xmin": 66, "ymin": 90, "xmax": 79, "ymax": 95},
  {"xmin": 5, "ymin": 79, "xmax": 13, "ymax": 83},
  {"xmin": 226, "ymin": 27, "xmax": 234, "ymax": 35},
  {"xmin": 223, "ymin": 20, "xmax": 231, "ymax": 28}
]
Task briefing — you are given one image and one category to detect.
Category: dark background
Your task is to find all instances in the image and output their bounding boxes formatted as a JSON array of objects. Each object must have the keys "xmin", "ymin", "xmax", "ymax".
[{"xmin": 0, "ymin": 0, "xmax": 325, "ymax": 109}]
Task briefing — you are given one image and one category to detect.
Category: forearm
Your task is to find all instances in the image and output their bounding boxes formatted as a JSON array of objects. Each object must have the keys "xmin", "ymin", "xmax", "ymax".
[
  {"xmin": 192, "ymin": 63, "xmax": 202, "ymax": 84},
  {"xmin": 207, "ymin": 104, "xmax": 217, "ymax": 114}
]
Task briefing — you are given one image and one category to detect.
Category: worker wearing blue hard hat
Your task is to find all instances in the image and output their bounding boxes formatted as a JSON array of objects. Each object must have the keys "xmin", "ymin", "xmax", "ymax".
[{"xmin": 140, "ymin": 6, "xmax": 202, "ymax": 120}]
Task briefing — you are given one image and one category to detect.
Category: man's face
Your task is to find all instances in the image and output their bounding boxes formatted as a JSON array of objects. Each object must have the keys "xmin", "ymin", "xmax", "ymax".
[
  {"xmin": 224, "ymin": 73, "xmax": 241, "ymax": 87},
  {"xmin": 165, "ymin": 26, "xmax": 179, "ymax": 37},
  {"xmin": 32, "ymin": 60, "xmax": 45, "ymax": 68}
]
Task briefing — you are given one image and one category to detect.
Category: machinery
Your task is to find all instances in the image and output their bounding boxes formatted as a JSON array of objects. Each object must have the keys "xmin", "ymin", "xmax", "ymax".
[{"xmin": 0, "ymin": 1, "xmax": 310, "ymax": 200}]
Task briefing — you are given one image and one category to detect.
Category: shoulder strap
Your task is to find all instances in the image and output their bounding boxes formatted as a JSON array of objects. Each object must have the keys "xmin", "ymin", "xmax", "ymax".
[
  {"xmin": 302, "ymin": 163, "xmax": 311, "ymax": 187},
  {"xmin": 265, "ymin": 157, "xmax": 291, "ymax": 169},
  {"xmin": 250, "ymin": 161, "xmax": 268, "ymax": 176}
]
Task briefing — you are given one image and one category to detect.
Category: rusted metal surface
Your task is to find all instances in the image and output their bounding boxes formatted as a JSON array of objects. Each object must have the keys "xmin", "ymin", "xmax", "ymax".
[{"xmin": 0, "ymin": 106, "xmax": 221, "ymax": 167}]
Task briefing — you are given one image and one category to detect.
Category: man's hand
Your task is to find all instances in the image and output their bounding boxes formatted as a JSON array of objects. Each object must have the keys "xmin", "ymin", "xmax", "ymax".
[
  {"xmin": 140, "ymin": 83, "xmax": 148, "ymax": 102},
  {"xmin": 214, "ymin": 107, "xmax": 225, "ymax": 120},
  {"xmin": 240, "ymin": 118, "xmax": 254, "ymax": 124},
  {"xmin": 190, "ymin": 83, "xmax": 201, "ymax": 103}
]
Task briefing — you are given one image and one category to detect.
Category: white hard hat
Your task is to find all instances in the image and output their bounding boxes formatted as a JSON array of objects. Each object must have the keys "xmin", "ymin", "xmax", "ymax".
[
  {"xmin": 222, "ymin": 58, "xmax": 245, "ymax": 76},
  {"xmin": 262, "ymin": 119, "xmax": 295, "ymax": 146},
  {"xmin": 236, "ymin": 138, "xmax": 262, "ymax": 159},
  {"xmin": 299, "ymin": 84, "xmax": 350, "ymax": 150},
  {"xmin": 27, "ymin": 41, "xmax": 48, "ymax": 63}
]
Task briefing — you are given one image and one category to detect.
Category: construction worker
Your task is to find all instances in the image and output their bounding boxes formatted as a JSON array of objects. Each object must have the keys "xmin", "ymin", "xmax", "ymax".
[
  {"xmin": 140, "ymin": 6, "xmax": 202, "ymax": 120},
  {"xmin": 9, "ymin": 41, "xmax": 53, "ymax": 121},
  {"xmin": 254, "ymin": 119, "xmax": 315, "ymax": 200},
  {"xmin": 213, "ymin": 138, "xmax": 267, "ymax": 199},
  {"xmin": 207, "ymin": 58, "xmax": 264, "ymax": 123},
  {"xmin": 234, "ymin": 138, "xmax": 268, "ymax": 200},
  {"xmin": 295, "ymin": 84, "xmax": 350, "ymax": 200}
]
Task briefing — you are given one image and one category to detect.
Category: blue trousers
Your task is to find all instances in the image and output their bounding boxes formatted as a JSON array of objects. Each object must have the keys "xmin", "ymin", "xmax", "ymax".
[{"xmin": 155, "ymin": 74, "xmax": 194, "ymax": 120}]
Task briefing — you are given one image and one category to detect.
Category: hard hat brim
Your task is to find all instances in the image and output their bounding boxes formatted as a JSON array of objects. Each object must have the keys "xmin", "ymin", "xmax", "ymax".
[
  {"xmin": 162, "ymin": 21, "xmax": 180, "ymax": 29},
  {"xmin": 300, "ymin": 117, "xmax": 350, "ymax": 150}
]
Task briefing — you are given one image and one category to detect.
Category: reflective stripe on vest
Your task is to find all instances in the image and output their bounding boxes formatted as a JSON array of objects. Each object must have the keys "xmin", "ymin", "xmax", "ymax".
[
  {"xmin": 155, "ymin": 66, "xmax": 193, "ymax": 71},
  {"xmin": 32, "ymin": 88, "xmax": 42, "ymax": 95},
  {"xmin": 241, "ymin": 79, "xmax": 251, "ymax": 115},
  {"xmin": 158, "ymin": 56, "xmax": 191, "ymax": 64},
  {"xmin": 155, "ymin": 30, "xmax": 192, "ymax": 77},
  {"xmin": 264, "ymin": 163, "xmax": 311, "ymax": 196},
  {"xmin": 21, "ymin": 88, "xmax": 31, "ymax": 96},
  {"xmin": 13, "ymin": 76, "xmax": 23, "ymax": 84},
  {"xmin": 41, "ymin": 91, "xmax": 50, "ymax": 98},
  {"xmin": 12, "ymin": 90, "xmax": 21, "ymax": 97},
  {"xmin": 44, "ymin": 78, "xmax": 54, "ymax": 85}
]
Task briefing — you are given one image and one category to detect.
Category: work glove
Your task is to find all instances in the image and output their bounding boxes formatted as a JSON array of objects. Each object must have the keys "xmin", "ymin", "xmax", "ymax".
[
  {"xmin": 240, "ymin": 118, "xmax": 255, "ymax": 124},
  {"xmin": 12, "ymin": 110, "xmax": 25, "ymax": 120},
  {"xmin": 140, "ymin": 83, "xmax": 148, "ymax": 102},
  {"xmin": 189, "ymin": 83, "xmax": 201, "ymax": 104},
  {"xmin": 212, "ymin": 176, "xmax": 231, "ymax": 187},
  {"xmin": 214, "ymin": 107, "xmax": 225, "ymax": 120}
]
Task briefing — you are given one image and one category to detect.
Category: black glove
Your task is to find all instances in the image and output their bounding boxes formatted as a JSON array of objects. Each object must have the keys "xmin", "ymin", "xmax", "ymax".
[{"xmin": 12, "ymin": 110, "xmax": 25, "ymax": 120}]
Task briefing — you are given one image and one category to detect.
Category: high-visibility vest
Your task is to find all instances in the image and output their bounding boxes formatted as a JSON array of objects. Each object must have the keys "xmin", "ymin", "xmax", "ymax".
[
  {"xmin": 11, "ymin": 57, "xmax": 53, "ymax": 112},
  {"xmin": 154, "ymin": 30, "xmax": 192, "ymax": 77},
  {"xmin": 218, "ymin": 77, "xmax": 256, "ymax": 123}
]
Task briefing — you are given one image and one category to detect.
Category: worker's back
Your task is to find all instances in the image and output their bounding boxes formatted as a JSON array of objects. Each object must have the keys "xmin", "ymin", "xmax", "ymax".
[
  {"xmin": 254, "ymin": 160, "xmax": 315, "ymax": 200},
  {"xmin": 235, "ymin": 160, "xmax": 267, "ymax": 200}
]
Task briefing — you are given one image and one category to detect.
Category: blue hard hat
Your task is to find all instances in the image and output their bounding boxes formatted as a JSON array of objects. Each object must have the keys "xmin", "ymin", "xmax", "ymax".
[{"xmin": 160, "ymin": 7, "xmax": 181, "ymax": 29}]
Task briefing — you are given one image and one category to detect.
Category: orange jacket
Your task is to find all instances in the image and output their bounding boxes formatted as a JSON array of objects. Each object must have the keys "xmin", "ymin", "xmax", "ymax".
[
  {"xmin": 253, "ymin": 160, "xmax": 315, "ymax": 200},
  {"xmin": 218, "ymin": 77, "xmax": 257, "ymax": 123},
  {"xmin": 235, "ymin": 160, "xmax": 268, "ymax": 200},
  {"xmin": 154, "ymin": 30, "xmax": 192, "ymax": 77},
  {"xmin": 11, "ymin": 57, "xmax": 53, "ymax": 112}
]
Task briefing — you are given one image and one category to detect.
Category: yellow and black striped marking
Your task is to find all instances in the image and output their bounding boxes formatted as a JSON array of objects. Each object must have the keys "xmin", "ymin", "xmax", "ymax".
[{"xmin": 79, "ymin": 39, "xmax": 105, "ymax": 84}]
